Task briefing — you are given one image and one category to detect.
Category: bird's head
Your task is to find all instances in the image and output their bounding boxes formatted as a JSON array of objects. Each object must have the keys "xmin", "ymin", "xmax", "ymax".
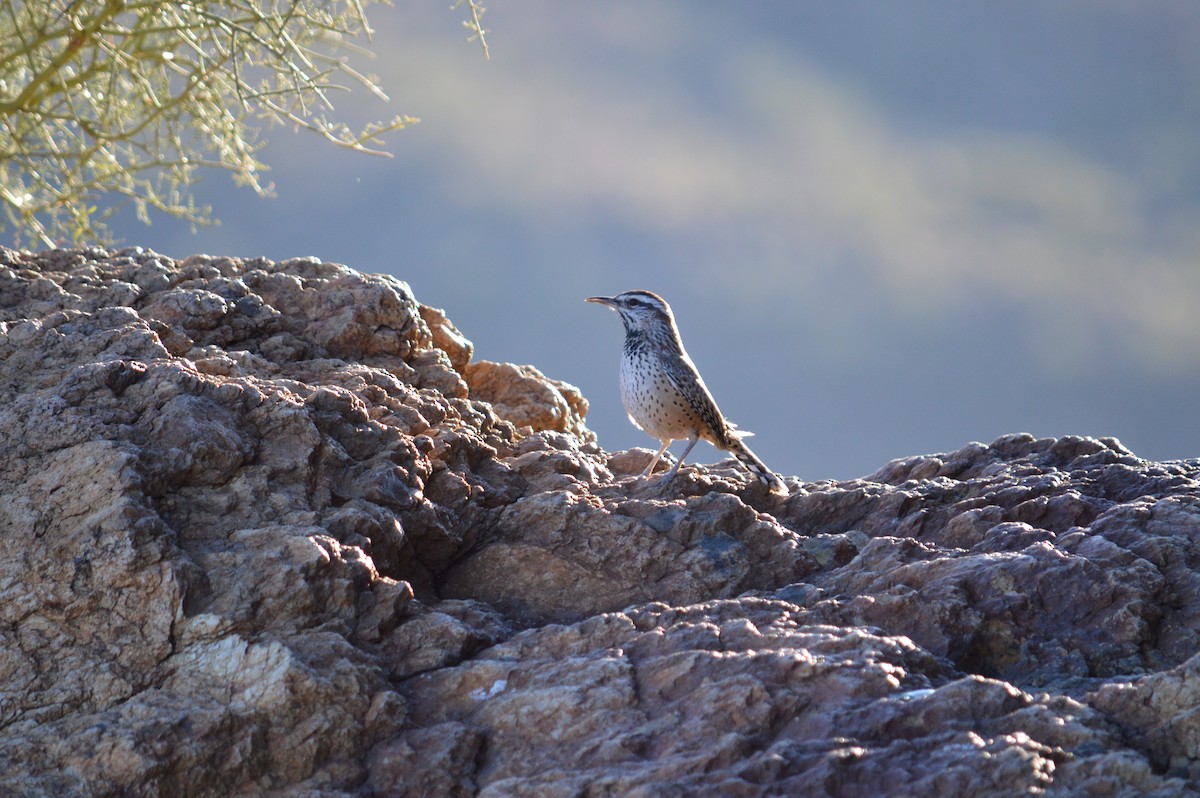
[{"xmin": 585, "ymin": 290, "xmax": 676, "ymax": 336}]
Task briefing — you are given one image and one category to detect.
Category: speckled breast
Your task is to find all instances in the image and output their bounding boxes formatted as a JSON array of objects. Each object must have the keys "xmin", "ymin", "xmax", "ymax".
[{"xmin": 619, "ymin": 347, "xmax": 704, "ymax": 440}]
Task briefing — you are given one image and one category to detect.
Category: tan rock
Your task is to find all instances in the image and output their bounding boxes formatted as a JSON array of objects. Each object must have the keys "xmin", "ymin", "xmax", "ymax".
[
  {"xmin": 418, "ymin": 303, "xmax": 474, "ymax": 372},
  {"xmin": 464, "ymin": 360, "xmax": 591, "ymax": 439}
]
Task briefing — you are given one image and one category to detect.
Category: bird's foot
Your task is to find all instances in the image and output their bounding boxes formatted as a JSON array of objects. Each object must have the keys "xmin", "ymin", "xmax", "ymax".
[{"xmin": 637, "ymin": 457, "xmax": 674, "ymax": 481}]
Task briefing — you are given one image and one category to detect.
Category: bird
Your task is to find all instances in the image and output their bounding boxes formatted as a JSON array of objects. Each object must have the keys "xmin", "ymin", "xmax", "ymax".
[{"xmin": 585, "ymin": 290, "xmax": 788, "ymax": 494}]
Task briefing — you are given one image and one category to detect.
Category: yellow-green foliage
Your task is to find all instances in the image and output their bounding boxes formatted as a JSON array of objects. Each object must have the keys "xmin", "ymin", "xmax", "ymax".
[{"xmin": 0, "ymin": 1, "xmax": 487, "ymax": 247}]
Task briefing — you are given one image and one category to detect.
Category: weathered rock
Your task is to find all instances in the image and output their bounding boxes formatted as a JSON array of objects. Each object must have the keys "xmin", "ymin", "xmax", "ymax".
[
  {"xmin": 389, "ymin": 601, "xmax": 1191, "ymax": 797},
  {"xmin": 464, "ymin": 360, "xmax": 592, "ymax": 440},
  {"xmin": 1091, "ymin": 652, "xmax": 1200, "ymax": 781},
  {"xmin": 771, "ymin": 434, "xmax": 1199, "ymax": 690},
  {"xmin": 2, "ymin": 246, "xmax": 1200, "ymax": 795},
  {"xmin": 443, "ymin": 484, "xmax": 815, "ymax": 624},
  {"xmin": 419, "ymin": 303, "xmax": 473, "ymax": 372}
]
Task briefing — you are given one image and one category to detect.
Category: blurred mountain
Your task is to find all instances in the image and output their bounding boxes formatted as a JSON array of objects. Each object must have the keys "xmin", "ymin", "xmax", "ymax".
[{"xmin": 108, "ymin": 1, "xmax": 1200, "ymax": 479}]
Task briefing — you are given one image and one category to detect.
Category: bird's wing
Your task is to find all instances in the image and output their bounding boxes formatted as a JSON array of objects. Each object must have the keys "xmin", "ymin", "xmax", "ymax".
[{"xmin": 660, "ymin": 349, "xmax": 730, "ymax": 445}]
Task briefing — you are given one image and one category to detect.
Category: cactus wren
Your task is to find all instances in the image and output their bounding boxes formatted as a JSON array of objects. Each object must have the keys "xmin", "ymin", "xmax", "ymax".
[{"xmin": 586, "ymin": 290, "xmax": 788, "ymax": 494}]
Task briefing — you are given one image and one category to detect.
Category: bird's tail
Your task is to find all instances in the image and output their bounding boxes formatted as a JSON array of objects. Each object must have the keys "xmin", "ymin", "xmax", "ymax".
[{"xmin": 723, "ymin": 429, "xmax": 788, "ymax": 495}]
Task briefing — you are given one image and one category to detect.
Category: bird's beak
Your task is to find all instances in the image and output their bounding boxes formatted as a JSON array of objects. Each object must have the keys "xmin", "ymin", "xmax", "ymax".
[{"xmin": 585, "ymin": 296, "xmax": 618, "ymax": 308}]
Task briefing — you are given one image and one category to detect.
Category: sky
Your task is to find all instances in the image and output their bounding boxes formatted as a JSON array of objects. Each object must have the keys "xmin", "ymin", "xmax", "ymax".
[{"xmin": 107, "ymin": 2, "xmax": 1200, "ymax": 481}]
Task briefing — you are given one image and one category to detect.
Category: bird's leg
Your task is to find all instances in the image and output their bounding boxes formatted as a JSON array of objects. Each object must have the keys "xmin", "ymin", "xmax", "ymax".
[
  {"xmin": 639, "ymin": 439, "xmax": 673, "ymax": 478},
  {"xmin": 656, "ymin": 433, "xmax": 699, "ymax": 486}
]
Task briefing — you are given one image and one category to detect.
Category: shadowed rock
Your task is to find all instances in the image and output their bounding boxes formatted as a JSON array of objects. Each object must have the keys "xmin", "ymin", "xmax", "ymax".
[{"xmin": 1, "ymin": 246, "xmax": 1198, "ymax": 796}]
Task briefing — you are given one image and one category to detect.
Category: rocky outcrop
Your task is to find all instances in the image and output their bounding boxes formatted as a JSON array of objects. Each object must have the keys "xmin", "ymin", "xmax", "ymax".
[{"xmin": 1, "ymin": 246, "xmax": 1198, "ymax": 796}]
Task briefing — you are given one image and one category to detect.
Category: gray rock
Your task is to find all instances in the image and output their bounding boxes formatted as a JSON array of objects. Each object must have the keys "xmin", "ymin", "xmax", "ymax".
[{"xmin": 1, "ymin": 247, "xmax": 1198, "ymax": 795}]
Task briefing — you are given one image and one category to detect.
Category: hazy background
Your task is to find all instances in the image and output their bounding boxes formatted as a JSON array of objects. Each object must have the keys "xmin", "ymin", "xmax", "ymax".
[{"xmin": 108, "ymin": 2, "xmax": 1200, "ymax": 481}]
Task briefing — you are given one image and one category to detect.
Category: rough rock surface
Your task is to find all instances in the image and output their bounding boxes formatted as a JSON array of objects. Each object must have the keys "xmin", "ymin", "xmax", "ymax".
[{"xmin": 1, "ymin": 246, "xmax": 1199, "ymax": 796}]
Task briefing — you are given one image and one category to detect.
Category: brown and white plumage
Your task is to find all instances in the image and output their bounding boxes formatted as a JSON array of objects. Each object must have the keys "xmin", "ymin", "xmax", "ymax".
[{"xmin": 586, "ymin": 290, "xmax": 788, "ymax": 494}]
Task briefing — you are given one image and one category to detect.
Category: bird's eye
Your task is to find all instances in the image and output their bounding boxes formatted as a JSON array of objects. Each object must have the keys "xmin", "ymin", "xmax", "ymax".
[{"xmin": 625, "ymin": 298, "xmax": 642, "ymax": 307}]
